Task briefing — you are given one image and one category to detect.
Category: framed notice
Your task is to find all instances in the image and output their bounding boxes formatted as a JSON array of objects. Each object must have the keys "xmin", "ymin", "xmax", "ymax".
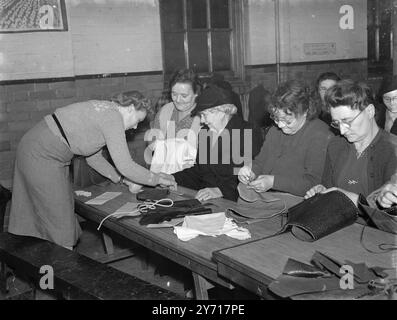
[{"xmin": 0, "ymin": 0, "xmax": 68, "ymax": 33}]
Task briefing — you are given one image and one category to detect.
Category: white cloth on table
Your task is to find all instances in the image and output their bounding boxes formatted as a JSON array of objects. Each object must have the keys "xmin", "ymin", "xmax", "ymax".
[{"xmin": 173, "ymin": 212, "xmax": 251, "ymax": 241}]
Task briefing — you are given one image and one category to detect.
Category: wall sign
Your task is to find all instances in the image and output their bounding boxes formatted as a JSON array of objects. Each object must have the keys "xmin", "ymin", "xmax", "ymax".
[
  {"xmin": 0, "ymin": 0, "xmax": 68, "ymax": 33},
  {"xmin": 303, "ymin": 43, "xmax": 337, "ymax": 56}
]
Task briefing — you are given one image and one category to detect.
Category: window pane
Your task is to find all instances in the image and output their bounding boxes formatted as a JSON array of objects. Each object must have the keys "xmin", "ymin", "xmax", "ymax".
[
  {"xmin": 210, "ymin": 0, "xmax": 229, "ymax": 28},
  {"xmin": 163, "ymin": 33, "xmax": 186, "ymax": 73},
  {"xmin": 187, "ymin": 0, "xmax": 207, "ymax": 29},
  {"xmin": 212, "ymin": 31, "xmax": 231, "ymax": 71},
  {"xmin": 188, "ymin": 32, "xmax": 209, "ymax": 72},
  {"xmin": 160, "ymin": 0, "xmax": 184, "ymax": 32}
]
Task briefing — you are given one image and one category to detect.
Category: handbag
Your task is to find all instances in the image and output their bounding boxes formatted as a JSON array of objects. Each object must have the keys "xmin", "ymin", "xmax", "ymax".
[{"xmin": 283, "ymin": 190, "xmax": 359, "ymax": 242}]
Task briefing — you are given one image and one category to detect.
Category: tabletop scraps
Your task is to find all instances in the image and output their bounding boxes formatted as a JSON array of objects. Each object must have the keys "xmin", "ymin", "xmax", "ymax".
[
  {"xmin": 74, "ymin": 190, "xmax": 92, "ymax": 197},
  {"xmin": 173, "ymin": 212, "xmax": 251, "ymax": 241},
  {"xmin": 85, "ymin": 191, "xmax": 122, "ymax": 205},
  {"xmin": 268, "ymin": 251, "xmax": 392, "ymax": 299}
]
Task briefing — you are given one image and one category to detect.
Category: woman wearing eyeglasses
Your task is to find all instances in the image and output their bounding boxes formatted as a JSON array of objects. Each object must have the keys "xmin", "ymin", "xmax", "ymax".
[
  {"xmin": 238, "ymin": 80, "xmax": 334, "ymax": 196},
  {"xmin": 305, "ymin": 80, "xmax": 397, "ymax": 234}
]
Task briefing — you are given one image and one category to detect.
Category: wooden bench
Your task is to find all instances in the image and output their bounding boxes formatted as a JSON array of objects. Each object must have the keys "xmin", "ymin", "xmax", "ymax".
[{"xmin": 0, "ymin": 232, "xmax": 182, "ymax": 300}]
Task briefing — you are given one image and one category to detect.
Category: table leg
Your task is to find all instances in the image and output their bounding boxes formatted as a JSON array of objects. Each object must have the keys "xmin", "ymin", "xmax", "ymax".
[
  {"xmin": 101, "ymin": 232, "xmax": 114, "ymax": 255},
  {"xmin": 192, "ymin": 272, "xmax": 213, "ymax": 300}
]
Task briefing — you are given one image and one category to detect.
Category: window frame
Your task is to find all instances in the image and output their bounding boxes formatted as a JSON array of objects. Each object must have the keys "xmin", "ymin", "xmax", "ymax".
[{"xmin": 159, "ymin": 0, "xmax": 245, "ymax": 79}]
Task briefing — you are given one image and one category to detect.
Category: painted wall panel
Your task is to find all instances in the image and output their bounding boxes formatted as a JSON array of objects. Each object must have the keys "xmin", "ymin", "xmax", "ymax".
[{"xmin": 247, "ymin": 0, "xmax": 367, "ymax": 65}]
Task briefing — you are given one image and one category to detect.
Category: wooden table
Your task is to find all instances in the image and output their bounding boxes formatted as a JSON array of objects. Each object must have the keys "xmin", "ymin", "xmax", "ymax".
[
  {"xmin": 214, "ymin": 222, "xmax": 396, "ymax": 299},
  {"xmin": 73, "ymin": 183, "xmax": 294, "ymax": 299}
]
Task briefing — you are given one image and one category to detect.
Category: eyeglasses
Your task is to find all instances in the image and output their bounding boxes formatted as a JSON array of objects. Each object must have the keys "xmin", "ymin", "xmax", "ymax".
[
  {"xmin": 383, "ymin": 96, "xmax": 397, "ymax": 104},
  {"xmin": 270, "ymin": 113, "xmax": 295, "ymax": 126},
  {"xmin": 330, "ymin": 105, "xmax": 368, "ymax": 130},
  {"xmin": 319, "ymin": 86, "xmax": 328, "ymax": 92}
]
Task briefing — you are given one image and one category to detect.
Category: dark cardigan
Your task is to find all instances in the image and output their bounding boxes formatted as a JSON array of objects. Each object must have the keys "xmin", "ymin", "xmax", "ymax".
[
  {"xmin": 174, "ymin": 115, "xmax": 263, "ymax": 201},
  {"xmin": 322, "ymin": 129, "xmax": 397, "ymax": 195},
  {"xmin": 322, "ymin": 129, "xmax": 397, "ymax": 234}
]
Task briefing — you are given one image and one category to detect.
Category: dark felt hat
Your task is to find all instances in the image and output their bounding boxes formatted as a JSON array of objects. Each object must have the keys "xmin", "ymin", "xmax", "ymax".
[
  {"xmin": 191, "ymin": 85, "xmax": 234, "ymax": 116},
  {"xmin": 381, "ymin": 76, "xmax": 397, "ymax": 96}
]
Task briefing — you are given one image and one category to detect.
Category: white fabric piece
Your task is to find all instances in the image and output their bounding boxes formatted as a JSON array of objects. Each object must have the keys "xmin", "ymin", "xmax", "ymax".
[
  {"xmin": 173, "ymin": 212, "xmax": 251, "ymax": 241},
  {"xmin": 150, "ymin": 138, "xmax": 197, "ymax": 174},
  {"xmin": 85, "ymin": 192, "xmax": 121, "ymax": 205},
  {"xmin": 75, "ymin": 190, "xmax": 92, "ymax": 197}
]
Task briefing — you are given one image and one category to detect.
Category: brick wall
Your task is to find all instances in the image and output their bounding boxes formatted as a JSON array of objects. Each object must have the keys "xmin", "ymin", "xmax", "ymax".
[{"xmin": 0, "ymin": 73, "xmax": 163, "ymax": 181}]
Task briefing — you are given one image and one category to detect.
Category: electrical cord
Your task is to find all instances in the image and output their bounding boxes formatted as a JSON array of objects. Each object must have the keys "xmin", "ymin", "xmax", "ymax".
[{"xmin": 97, "ymin": 198, "xmax": 174, "ymax": 230}]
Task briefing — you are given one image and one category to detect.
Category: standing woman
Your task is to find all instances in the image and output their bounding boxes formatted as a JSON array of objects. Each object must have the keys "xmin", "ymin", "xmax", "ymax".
[
  {"xmin": 8, "ymin": 91, "xmax": 176, "ymax": 249},
  {"xmin": 149, "ymin": 69, "xmax": 202, "ymax": 174}
]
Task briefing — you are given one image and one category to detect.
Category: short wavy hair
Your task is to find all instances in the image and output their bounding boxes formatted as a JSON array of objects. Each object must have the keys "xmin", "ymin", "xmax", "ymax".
[
  {"xmin": 110, "ymin": 90, "xmax": 154, "ymax": 119},
  {"xmin": 269, "ymin": 80, "xmax": 318, "ymax": 120},
  {"xmin": 315, "ymin": 72, "xmax": 341, "ymax": 91},
  {"xmin": 207, "ymin": 103, "xmax": 237, "ymax": 116},
  {"xmin": 324, "ymin": 79, "xmax": 375, "ymax": 111},
  {"xmin": 169, "ymin": 69, "xmax": 202, "ymax": 95}
]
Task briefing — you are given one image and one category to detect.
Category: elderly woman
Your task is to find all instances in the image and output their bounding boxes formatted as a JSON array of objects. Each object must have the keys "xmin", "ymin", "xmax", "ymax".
[
  {"xmin": 376, "ymin": 77, "xmax": 397, "ymax": 135},
  {"xmin": 305, "ymin": 80, "xmax": 397, "ymax": 234},
  {"xmin": 173, "ymin": 85, "xmax": 263, "ymax": 202},
  {"xmin": 238, "ymin": 80, "xmax": 333, "ymax": 197},
  {"xmin": 149, "ymin": 69, "xmax": 202, "ymax": 174},
  {"xmin": 8, "ymin": 91, "xmax": 176, "ymax": 249}
]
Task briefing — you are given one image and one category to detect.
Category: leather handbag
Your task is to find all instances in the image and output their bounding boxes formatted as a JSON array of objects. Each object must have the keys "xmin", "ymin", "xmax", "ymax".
[{"xmin": 283, "ymin": 190, "xmax": 359, "ymax": 242}]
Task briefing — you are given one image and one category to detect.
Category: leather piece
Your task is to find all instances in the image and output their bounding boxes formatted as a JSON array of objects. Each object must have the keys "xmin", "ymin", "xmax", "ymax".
[
  {"xmin": 284, "ymin": 191, "xmax": 359, "ymax": 241},
  {"xmin": 139, "ymin": 199, "xmax": 213, "ymax": 225},
  {"xmin": 227, "ymin": 199, "xmax": 286, "ymax": 219},
  {"xmin": 237, "ymin": 183, "xmax": 280, "ymax": 203},
  {"xmin": 136, "ymin": 187, "xmax": 170, "ymax": 201},
  {"xmin": 269, "ymin": 274, "xmax": 342, "ymax": 298},
  {"xmin": 283, "ymin": 258, "xmax": 331, "ymax": 278},
  {"xmin": 311, "ymin": 251, "xmax": 343, "ymax": 276},
  {"xmin": 227, "ymin": 192, "xmax": 302, "ymax": 221},
  {"xmin": 269, "ymin": 251, "xmax": 386, "ymax": 298}
]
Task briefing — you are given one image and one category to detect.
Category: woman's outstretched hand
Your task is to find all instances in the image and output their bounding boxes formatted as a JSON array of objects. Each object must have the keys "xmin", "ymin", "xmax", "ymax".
[
  {"xmin": 195, "ymin": 187, "xmax": 223, "ymax": 202},
  {"xmin": 158, "ymin": 173, "xmax": 177, "ymax": 190}
]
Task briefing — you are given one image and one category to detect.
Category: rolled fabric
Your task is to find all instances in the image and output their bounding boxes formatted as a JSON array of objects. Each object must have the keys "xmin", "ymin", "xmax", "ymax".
[{"xmin": 284, "ymin": 190, "xmax": 359, "ymax": 241}]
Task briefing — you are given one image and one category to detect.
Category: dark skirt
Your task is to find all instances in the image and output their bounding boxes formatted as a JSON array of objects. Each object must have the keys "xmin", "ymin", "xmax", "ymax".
[{"xmin": 8, "ymin": 120, "xmax": 82, "ymax": 247}]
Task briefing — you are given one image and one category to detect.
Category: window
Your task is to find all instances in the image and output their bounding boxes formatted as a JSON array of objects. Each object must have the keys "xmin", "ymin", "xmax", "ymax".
[
  {"xmin": 367, "ymin": 0, "xmax": 392, "ymax": 75},
  {"xmin": 160, "ymin": 0, "xmax": 243, "ymax": 76}
]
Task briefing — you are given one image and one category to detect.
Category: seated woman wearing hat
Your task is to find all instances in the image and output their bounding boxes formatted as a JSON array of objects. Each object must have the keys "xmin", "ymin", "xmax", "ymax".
[
  {"xmin": 376, "ymin": 77, "xmax": 397, "ymax": 136},
  {"xmin": 305, "ymin": 80, "xmax": 397, "ymax": 234},
  {"xmin": 173, "ymin": 85, "xmax": 263, "ymax": 202}
]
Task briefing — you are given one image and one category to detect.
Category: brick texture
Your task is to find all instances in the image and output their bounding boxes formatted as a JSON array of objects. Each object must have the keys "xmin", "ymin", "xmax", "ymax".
[{"xmin": 0, "ymin": 74, "xmax": 164, "ymax": 180}]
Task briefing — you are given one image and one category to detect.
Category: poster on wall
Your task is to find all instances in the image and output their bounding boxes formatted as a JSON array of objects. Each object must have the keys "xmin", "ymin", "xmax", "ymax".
[{"xmin": 0, "ymin": 0, "xmax": 67, "ymax": 33}]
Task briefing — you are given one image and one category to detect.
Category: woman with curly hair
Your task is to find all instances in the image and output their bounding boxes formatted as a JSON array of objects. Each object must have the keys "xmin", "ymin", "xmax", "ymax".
[
  {"xmin": 8, "ymin": 91, "xmax": 176, "ymax": 249},
  {"xmin": 238, "ymin": 80, "xmax": 334, "ymax": 196}
]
